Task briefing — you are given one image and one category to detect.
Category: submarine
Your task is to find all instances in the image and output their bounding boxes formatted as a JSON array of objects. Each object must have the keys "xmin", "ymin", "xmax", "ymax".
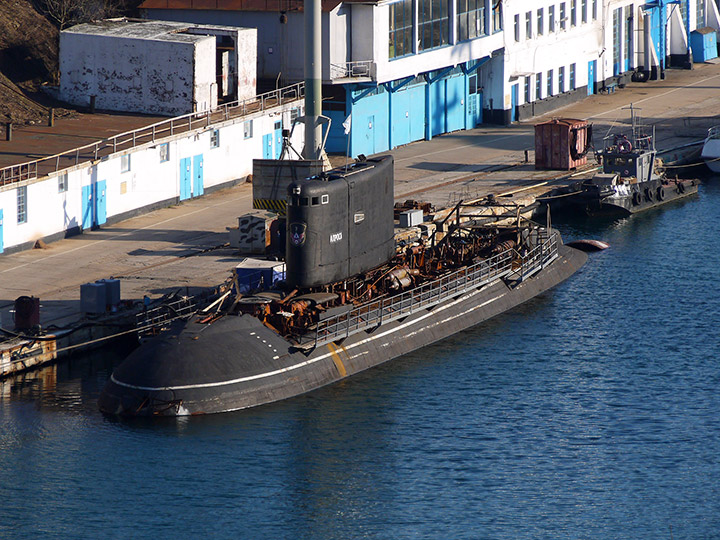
[{"xmin": 99, "ymin": 155, "xmax": 587, "ymax": 416}]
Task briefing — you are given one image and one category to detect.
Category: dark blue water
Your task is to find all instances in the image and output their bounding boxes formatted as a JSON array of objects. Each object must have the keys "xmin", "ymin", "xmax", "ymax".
[{"xmin": 2, "ymin": 182, "xmax": 719, "ymax": 539}]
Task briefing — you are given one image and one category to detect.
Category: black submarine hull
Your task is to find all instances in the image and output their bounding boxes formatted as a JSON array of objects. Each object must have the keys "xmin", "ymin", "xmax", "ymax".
[{"xmin": 98, "ymin": 245, "xmax": 587, "ymax": 416}]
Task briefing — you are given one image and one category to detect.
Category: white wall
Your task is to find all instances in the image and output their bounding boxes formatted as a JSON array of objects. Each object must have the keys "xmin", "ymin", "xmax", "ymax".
[
  {"xmin": 502, "ymin": 1, "xmax": 604, "ymax": 105},
  {"xmin": 236, "ymin": 28, "xmax": 258, "ymax": 100},
  {"xmin": 194, "ymin": 37, "xmax": 218, "ymax": 112},
  {"xmin": 60, "ymin": 32, "xmax": 204, "ymax": 116},
  {"xmin": 0, "ymin": 102, "xmax": 305, "ymax": 253}
]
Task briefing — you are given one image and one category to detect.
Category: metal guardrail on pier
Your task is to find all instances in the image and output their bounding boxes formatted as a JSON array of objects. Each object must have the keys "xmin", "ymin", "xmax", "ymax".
[
  {"xmin": 0, "ymin": 82, "xmax": 305, "ymax": 187},
  {"xmin": 303, "ymin": 233, "xmax": 559, "ymax": 348},
  {"xmin": 136, "ymin": 296, "xmax": 197, "ymax": 337}
]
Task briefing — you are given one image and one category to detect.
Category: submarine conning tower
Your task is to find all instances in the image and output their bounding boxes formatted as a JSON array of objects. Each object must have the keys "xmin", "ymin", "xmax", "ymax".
[{"xmin": 286, "ymin": 155, "xmax": 395, "ymax": 288}]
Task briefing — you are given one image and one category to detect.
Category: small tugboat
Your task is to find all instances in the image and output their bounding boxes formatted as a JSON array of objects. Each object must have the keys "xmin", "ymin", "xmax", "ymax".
[
  {"xmin": 701, "ymin": 125, "xmax": 720, "ymax": 174},
  {"xmin": 538, "ymin": 106, "xmax": 698, "ymax": 217},
  {"xmin": 99, "ymin": 156, "xmax": 587, "ymax": 416}
]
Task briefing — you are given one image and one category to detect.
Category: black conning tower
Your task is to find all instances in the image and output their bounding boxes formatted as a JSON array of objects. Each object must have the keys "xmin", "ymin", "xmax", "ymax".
[{"xmin": 286, "ymin": 155, "xmax": 395, "ymax": 288}]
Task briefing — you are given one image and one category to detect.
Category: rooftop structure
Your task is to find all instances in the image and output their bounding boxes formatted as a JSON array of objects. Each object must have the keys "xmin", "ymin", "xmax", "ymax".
[{"xmin": 60, "ymin": 18, "xmax": 257, "ymax": 116}]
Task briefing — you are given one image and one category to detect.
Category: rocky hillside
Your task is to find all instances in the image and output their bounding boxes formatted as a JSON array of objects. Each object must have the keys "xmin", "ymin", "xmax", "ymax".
[
  {"xmin": 0, "ymin": 0, "xmax": 62, "ymax": 124},
  {"xmin": 0, "ymin": 0, "xmax": 142, "ymax": 125}
]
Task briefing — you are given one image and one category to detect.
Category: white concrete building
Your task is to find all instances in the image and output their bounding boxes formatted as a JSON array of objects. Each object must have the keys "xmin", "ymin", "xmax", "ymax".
[
  {"xmin": 0, "ymin": 93, "xmax": 305, "ymax": 254},
  {"xmin": 60, "ymin": 19, "xmax": 257, "ymax": 116},
  {"xmin": 141, "ymin": 0, "xmax": 720, "ymax": 155}
]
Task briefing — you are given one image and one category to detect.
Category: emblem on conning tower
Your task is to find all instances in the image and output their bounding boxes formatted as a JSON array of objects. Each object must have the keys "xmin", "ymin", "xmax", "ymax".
[{"xmin": 290, "ymin": 222, "xmax": 307, "ymax": 246}]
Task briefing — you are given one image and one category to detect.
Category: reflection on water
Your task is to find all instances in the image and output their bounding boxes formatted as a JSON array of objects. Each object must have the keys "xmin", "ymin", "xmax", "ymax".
[{"xmin": 0, "ymin": 182, "xmax": 719, "ymax": 539}]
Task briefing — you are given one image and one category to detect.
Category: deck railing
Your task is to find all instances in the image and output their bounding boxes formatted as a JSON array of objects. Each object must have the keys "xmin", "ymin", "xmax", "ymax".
[
  {"xmin": 0, "ymin": 82, "xmax": 305, "ymax": 187},
  {"xmin": 330, "ymin": 61, "xmax": 374, "ymax": 80},
  {"xmin": 128, "ymin": 231, "xmax": 558, "ymax": 348},
  {"xmin": 136, "ymin": 296, "xmax": 197, "ymax": 337},
  {"xmin": 304, "ymin": 232, "xmax": 559, "ymax": 348}
]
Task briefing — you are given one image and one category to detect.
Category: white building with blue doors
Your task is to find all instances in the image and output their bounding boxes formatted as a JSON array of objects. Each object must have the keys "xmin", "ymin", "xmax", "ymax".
[
  {"xmin": 137, "ymin": 0, "xmax": 720, "ymax": 158},
  {"xmin": 0, "ymin": 91, "xmax": 305, "ymax": 254},
  {"xmin": 141, "ymin": 0, "xmax": 507, "ymax": 157}
]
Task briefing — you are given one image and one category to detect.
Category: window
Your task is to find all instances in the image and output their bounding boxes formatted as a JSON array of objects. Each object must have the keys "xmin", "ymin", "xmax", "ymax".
[
  {"xmin": 526, "ymin": 11, "xmax": 532, "ymax": 39},
  {"xmin": 570, "ymin": 0, "xmax": 576, "ymax": 26},
  {"xmin": 321, "ymin": 194, "xmax": 329, "ymax": 204},
  {"xmin": 537, "ymin": 8, "xmax": 544, "ymax": 35},
  {"xmin": 549, "ymin": 6, "xmax": 555, "ymax": 31},
  {"xmin": 291, "ymin": 107, "xmax": 300, "ymax": 122},
  {"xmin": 121, "ymin": 154, "xmax": 131, "ymax": 173},
  {"xmin": 524, "ymin": 76, "xmax": 531, "ymax": 103},
  {"xmin": 457, "ymin": 0, "xmax": 486, "ymax": 42},
  {"xmin": 159, "ymin": 143, "xmax": 169, "ymax": 163},
  {"xmin": 17, "ymin": 185, "xmax": 27, "ymax": 224},
  {"xmin": 390, "ymin": 0, "xmax": 413, "ymax": 58},
  {"xmin": 547, "ymin": 69, "xmax": 554, "ymax": 96},
  {"xmin": 492, "ymin": 0, "xmax": 502, "ymax": 32},
  {"xmin": 418, "ymin": 0, "xmax": 449, "ymax": 51},
  {"xmin": 210, "ymin": 129, "xmax": 220, "ymax": 148},
  {"xmin": 535, "ymin": 72, "xmax": 542, "ymax": 100},
  {"xmin": 570, "ymin": 63, "xmax": 576, "ymax": 90},
  {"xmin": 581, "ymin": 0, "xmax": 587, "ymax": 23},
  {"xmin": 244, "ymin": 120, "xmax": 253, "ymax": 139},
  {"xmin": 560, "ymin": 3, "xmax": 566, "ymax": 30},
  {"xmin": 514, "ymin": 14, "xmax": 520, "ymax": 41},
  {"xmin": 592, "ymin": 0, "xmax": 597, "ymax": 20},
  {"xmin": 58, "ymin": 172, "xmax": 68, "ymax": 193},
  {"xmin": 559, "ymin": 66, "xmax": 565, "ymax": 92},
  {"xmin": 697, "ymin": 0, "xmax": 705, "ymax": 27}
]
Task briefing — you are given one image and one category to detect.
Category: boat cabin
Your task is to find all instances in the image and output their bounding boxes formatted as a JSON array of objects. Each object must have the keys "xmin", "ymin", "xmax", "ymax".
[{"xmin": 601, "ymin": 133, "xmax": 656, "ymax": 182}]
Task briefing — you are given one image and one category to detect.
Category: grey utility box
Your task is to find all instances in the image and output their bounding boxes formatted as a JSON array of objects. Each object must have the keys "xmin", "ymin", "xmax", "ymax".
[
  {"xmin": 81, "ymin": 282, "xmax": 106, "ymax": 315},
  {"xmin": 399, "ymin": 209, "xmax": 423, "ymax": 228}
]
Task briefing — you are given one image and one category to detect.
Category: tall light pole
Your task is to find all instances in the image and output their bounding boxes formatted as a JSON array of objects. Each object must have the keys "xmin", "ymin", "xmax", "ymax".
[{"xmin": 303, "ymin": 0, "xmax": 322, "ymax": 160}]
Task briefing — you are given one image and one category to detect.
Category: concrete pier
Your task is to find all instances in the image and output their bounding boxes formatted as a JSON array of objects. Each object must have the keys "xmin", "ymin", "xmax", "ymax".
[{"xmin": 1, "ymin": 61, "xmax": 719, "ymax": 373}]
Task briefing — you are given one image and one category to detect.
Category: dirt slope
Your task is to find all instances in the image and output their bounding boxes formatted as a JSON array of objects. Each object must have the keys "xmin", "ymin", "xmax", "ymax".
[{"xmin": 0, "ymin": 0, "xmax": 63, "ymax": 124}]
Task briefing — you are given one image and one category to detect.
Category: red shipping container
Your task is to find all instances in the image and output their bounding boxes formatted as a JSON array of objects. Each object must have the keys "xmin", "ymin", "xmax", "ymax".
[{"xmin": 534, "ymin": 118, "xmax": 590, "ymax": 170}]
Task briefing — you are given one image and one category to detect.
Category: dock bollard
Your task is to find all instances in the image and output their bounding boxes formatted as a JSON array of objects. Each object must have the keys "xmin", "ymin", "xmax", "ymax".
[
  {"xmin": 48, "ymin": 108, "xmax": 54, "ymax": 127},
  {"xmin": 5, "ymin": 123, "xmax": 11, "ymax": 142},
  {"xmin": 89, "ymin": 95, "xmax": 96, "ymax": 114}
]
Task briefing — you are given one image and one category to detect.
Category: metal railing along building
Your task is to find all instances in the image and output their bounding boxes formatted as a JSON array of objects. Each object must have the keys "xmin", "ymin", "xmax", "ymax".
[{"xmin": 0, "ymin": 82, "xmax": 305, "ymax": 187}]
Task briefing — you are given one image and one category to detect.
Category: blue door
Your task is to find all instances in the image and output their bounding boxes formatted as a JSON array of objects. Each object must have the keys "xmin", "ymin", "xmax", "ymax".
[
  {"xmin": 446, "ymin": 76, "xmax": 465, "ymax": 132},
  {"xmin": 365, "ymin": 115, "xmax": 376, "ymax": 154},
  {"xmin": 624, "ymin": 10, "xmax": 632, "ymax": 71},
  {"xmin": 0, "ymin": 208, "xmax": 4, "ymax": 254},
  {"xmin": 180, "ymin": 158, "xmax": 192, "ymax": 201},
  {"xmin": 81, "ymin": 184, "xmax": 93, "ymax": 230},
  {"xmin": 511, "ymin": 84, "xmax": 519, "ymax": 122},
  {"xmin": 431, "ymin": 82, "xmax": 445, "ymax": 136},
  {"xmin": 94, "ymin": 180, "xmax": 106, "ymax": 226},
  {"xmin": 587, "ymin": 60, "xmax": 596, "ymax": 95},
  {"xmin": 274, "ymin": 122, "xmax": 283, "ymax": 159},
  {"xmin": 193, "ymin": 155, "xmax": 204, "ymax": 197},
  {"xmin": 613, "ymin": 8, "xmax": 621, "ymax": 75},
  {"xmin": 648, "ymin": 6, "xmax": 662, "ymax": 66},
  {"xmin": 263, "ymin": 134, "xmax": 273, "ymax": 159}
]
